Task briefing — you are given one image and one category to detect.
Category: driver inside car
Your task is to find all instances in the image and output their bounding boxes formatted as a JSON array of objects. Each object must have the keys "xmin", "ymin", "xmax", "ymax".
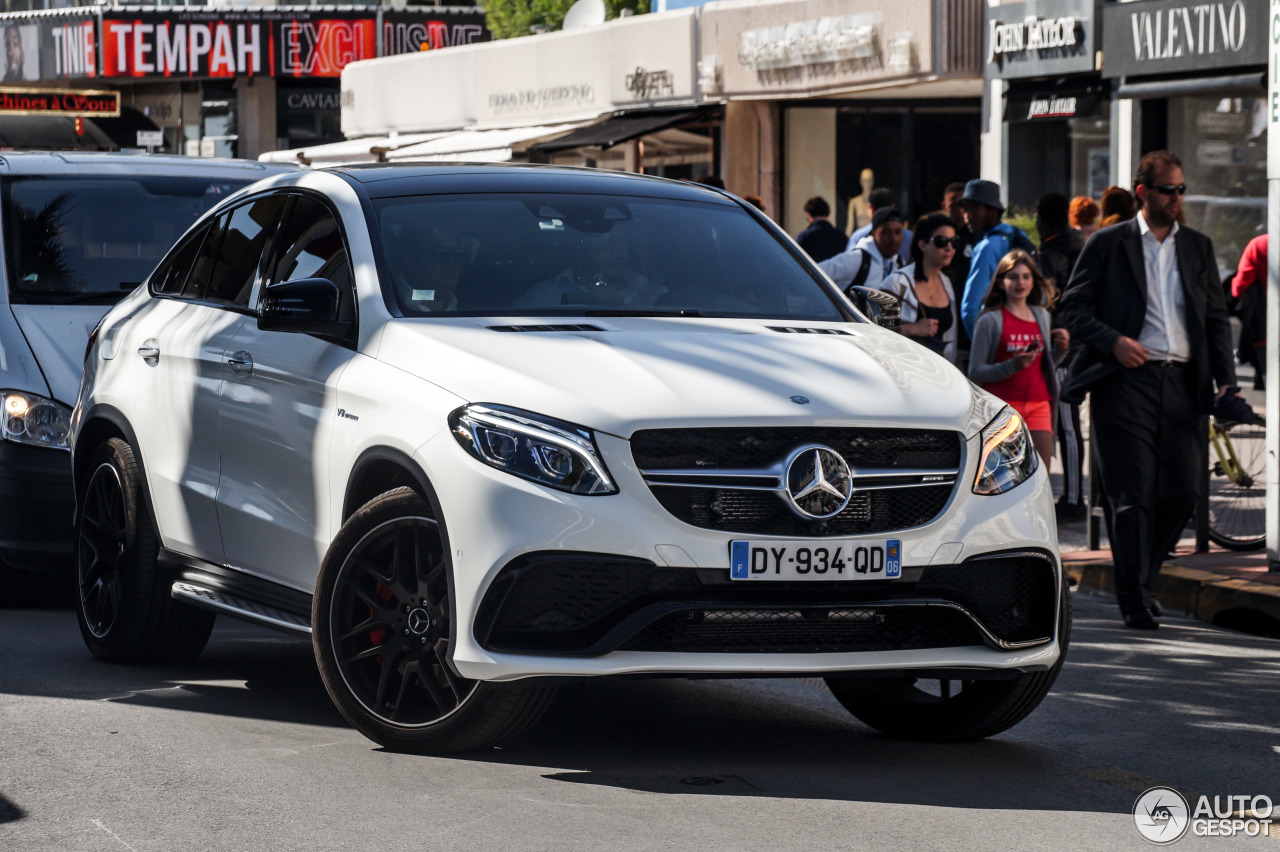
[
  {"xmin": 390, "ymin": 224, "xmax": 471, "ymax": 313},
  {"xmin": 515, "ymin": 225, "xmax": 652, "ymax": 308}
]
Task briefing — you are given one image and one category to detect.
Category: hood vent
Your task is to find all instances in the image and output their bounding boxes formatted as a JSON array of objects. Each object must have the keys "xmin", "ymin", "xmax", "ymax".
[
  {"xmin": 488, "ymin": 324, "xmax": 605, "ymax": 333},
  {"xmin": 766, "ymin": 326, "xmax": 851, "ymax": 335}
]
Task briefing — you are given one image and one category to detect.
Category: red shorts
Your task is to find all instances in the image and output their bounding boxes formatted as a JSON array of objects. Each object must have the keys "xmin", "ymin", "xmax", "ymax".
[{"xmin": 1007, "ymin": 399, "xmax": 1053, "ymax": 432}]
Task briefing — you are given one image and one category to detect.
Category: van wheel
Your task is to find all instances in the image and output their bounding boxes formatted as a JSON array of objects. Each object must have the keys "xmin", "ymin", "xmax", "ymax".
[
  {"xmin": 313, "ymin": 487, "xmax": 555, "ymax": 754},
  {"xmin": 825, "ymin": 578, "xmax": 1072, "ymax": 741},
  {"xmin": 76, "ymin": 437, "xmax": 214, "ymax": 662}
]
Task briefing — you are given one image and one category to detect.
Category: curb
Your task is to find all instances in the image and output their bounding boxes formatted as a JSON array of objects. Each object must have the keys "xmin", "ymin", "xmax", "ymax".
[{"xmin": 1063, "ymin": 558, "xmax": 1280, "ymax": 628}]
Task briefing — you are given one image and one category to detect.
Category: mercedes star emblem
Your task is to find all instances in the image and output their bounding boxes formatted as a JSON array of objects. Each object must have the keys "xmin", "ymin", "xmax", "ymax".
[{"xmin": 784, "ymin": 445, "xmax": 853, "ymax": 519}]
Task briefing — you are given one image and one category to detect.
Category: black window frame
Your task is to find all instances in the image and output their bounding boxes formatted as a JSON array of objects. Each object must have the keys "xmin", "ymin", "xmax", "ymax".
[
  {"xmin": 255, "ymin": 189, "xmax": 359, "ymax": 348},
  {"xmin": 148, "ymin": 190, "xmax": 288, "ymax": 318}
]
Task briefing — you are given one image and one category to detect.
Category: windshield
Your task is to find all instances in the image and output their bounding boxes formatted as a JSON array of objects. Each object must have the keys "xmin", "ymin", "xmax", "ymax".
[
  {"xmin": 4, "ymin": 176, "xmax": 249, "ymax": 305},
  {"xmin": 373, "ymin": 193, "xmax": 846, "ymax": 320}
]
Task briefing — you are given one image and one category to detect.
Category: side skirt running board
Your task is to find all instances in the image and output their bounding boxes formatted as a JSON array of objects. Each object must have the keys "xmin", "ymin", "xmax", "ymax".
[{"xmin": 171, "ymin": 581, "xmax": 312, "ymax": 636}]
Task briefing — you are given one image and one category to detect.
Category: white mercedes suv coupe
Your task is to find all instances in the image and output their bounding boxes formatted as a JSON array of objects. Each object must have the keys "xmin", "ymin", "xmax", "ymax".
[{"xmin": 72, "ymin": 165, "xmax": 1068, "ymax": 753}]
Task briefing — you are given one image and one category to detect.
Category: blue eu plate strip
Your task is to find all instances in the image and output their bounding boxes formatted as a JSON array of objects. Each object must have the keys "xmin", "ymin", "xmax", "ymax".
[
  {"xmin": 886, "ymin": 540, "xmax": 901, "ymax": 578},
  {"xmin": 730, "ymin": 541, "xmax": 749, "ymax": 579}
]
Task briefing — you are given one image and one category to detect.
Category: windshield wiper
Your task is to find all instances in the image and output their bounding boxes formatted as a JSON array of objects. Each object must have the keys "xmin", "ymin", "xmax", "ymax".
[{"xmin": 583, "ymin": 309, "xmax": 705, "ymax": 317}]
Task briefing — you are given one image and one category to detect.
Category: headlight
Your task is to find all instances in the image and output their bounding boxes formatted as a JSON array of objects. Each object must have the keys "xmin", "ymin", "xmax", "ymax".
[
  {"xmin": 972, "ymin": 407, "xmax": 1037, "ymax": 495},
  {"xmin": 449, "ymin": 404, "xmax": 617, "ymax": 495},
  {"xmin": 1, "ymin": 391, "xmax": 72, "ymax": 451}
]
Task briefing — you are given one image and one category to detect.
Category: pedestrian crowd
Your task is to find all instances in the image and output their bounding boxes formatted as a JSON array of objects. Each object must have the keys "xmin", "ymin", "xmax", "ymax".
[{"xmin": 784, "ymin": 150, "xmax": 1259, "ymax": 631}]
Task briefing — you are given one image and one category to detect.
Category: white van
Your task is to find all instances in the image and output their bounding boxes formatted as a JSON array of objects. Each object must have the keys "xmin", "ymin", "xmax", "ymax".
[{"xmin": 0, "ymin": 152, "xmax": 293, "ymax": 589}]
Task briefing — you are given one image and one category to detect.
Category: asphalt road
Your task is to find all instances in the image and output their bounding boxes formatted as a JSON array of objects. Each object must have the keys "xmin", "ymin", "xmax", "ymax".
[{"xmin": 1, "ymin": 592, "xmax": 1277, "ymax": 852}]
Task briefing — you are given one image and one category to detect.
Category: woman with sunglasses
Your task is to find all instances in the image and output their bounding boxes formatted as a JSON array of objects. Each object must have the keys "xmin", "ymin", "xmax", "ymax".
[
  {"xmin": 880, "ymin": 213, "xmax": 961, "ymax": 362},
  {"xmin": 968, "ymin": 250, "xmax": 1070, "ymax": 465}
]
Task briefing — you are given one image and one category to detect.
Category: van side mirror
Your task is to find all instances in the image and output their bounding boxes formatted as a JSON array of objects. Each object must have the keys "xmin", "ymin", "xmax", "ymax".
[
  {"xmin": 258, "ymin": 278, "xmax": 352, "ymax": 341},
  {"xmin": 848, "ymin": 286, "xmax": 901, "ymax": 332}
]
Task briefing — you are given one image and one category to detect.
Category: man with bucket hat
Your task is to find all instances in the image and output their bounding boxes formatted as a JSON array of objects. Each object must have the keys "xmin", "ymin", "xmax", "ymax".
[{"xmin": 958, "ymin": 178, "xmax": 1037, "ymax": 338}]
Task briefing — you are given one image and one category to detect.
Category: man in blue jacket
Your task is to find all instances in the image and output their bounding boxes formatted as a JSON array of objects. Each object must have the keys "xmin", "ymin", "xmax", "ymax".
[{"xmin": 959, "ymin": 179, "xmax": 1037, "ymax": 338}]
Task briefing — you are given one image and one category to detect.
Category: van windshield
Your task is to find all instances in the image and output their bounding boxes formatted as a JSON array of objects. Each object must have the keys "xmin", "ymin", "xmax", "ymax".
[
  {"xmin": 4, "ymin": 176, "xmax": 248, "ymax": 305},
  {"xmin": 372, "ymin": 193, "xmax": 847, "ymax": 321}
]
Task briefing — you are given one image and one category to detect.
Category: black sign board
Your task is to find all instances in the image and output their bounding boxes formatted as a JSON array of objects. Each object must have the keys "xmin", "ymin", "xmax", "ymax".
[
  {"xmin": 1005, "ymin": 88, "xmax": 1104, "ymax": 120},
  {"xmin": 1101, "ymin": 0, "xmax": 1267, "ymax": 78},
  {"xmin": 0, "ymin": 86, "xmax": 118, "ymax": 116}
]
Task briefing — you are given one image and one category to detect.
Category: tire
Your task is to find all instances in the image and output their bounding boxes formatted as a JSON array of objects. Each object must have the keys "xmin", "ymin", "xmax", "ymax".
[
  {"xmin": 313, "ymin": 487, "xmax": 555, "ymax": 754},
  {"xmin": 75, "ymin": 437, "xmax": 215, "ymax": 663},
  {"xmin": 1207, "ymin": 420, "xmax": 1267, "ymax": 551},
  {"xmin": 825, "ymin": 578, "xmax": 1072, "ymax": 742}
]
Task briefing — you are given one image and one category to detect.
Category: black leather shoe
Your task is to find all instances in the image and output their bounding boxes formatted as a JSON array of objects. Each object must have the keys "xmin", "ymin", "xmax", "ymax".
[
  {"xmin": 1148, "ymin": 599, "xmax": 1164, "ymax": 618},
  {"xmin": 1124, "ymin": 612, "xmax": 1160, "ymax": 630}
]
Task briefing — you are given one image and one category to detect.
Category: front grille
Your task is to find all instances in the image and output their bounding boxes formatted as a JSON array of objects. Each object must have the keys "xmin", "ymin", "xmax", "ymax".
[
  {"xmin": 631, "ymin": 427, "xmax": 962, "ymax": 470},
  {"xmin": 649, "ymin": 485, "xmax": 952, "ymax": 536},
  {"xmin": 620, "ymin": 605, "xmax": 982, "ymax": 653},
  {"xmin": 631, "ymin": 427, "xmax": 962, "ymax": 536},
  {"xmin": 474, "ymin": 550, "xmax": 1057, "ymax": 655}
]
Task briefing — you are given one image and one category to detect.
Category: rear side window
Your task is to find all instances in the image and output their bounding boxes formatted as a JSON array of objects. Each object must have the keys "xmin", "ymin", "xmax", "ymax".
[
  {"xmin": 204, "ymin": 196, "xmax": 283, "ymax": 307},
  {"xmin": 154, "ymin": 225, "xmax": 209, "ymax": 295},
  {"xmin": 182, "ymin": 211, "xmax": 228, "ymax": 299}
]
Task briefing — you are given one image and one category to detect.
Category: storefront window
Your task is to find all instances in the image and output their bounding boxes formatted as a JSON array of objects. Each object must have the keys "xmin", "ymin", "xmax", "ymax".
[{"xmin": 1167, "ymin": 95, "xmax": 1268, "ymax": 281}]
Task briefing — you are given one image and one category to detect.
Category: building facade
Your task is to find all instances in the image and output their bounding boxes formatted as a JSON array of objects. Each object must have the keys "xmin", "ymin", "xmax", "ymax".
[
  {"xmin": 0, "ymin": 5, "xmax": 488, "ymax": 158},
  {"xmin": 330, "ymin": 0, "xmax": 986, "ymax": 235}
]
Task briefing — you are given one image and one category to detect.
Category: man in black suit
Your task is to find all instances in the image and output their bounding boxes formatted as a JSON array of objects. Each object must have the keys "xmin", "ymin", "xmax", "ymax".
[
  {"xmin": 1058, "ymin": 150, "xmax": 1237, "ymax": 629},
  {"xmin": 795, "ymin": 196, "xmax": 848, "ymax": 263}
]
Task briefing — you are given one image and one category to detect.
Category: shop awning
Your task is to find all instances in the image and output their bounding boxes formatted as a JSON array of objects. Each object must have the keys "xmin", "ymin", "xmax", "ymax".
[
  {"xmin": 528, "ymin": 109, "xmax": 705, "ymax": 154},
  {"xmin": 258, "ymin": 131, "xmax": 456, "ymax": 167},
  {"xmin": 386, "ymin": 123, "xmax": 587, "ymax": 162}
]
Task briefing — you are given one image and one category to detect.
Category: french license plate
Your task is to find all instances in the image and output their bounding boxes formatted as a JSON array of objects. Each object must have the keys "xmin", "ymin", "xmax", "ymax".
[{"xmin": 729, "ymin": 539, "xmax": 901, "ymax": 581}]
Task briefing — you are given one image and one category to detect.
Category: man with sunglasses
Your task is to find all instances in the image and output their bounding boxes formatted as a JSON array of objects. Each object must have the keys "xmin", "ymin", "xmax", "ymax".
[{"xmin": 1058, "ymin": 150, "xmax": 1238, "ymax": 630}]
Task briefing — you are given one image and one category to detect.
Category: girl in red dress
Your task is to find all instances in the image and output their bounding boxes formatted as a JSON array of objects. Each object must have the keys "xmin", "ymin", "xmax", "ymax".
[{"xmin": 968, "ymin": 250, "xmax": 1070, "ymax": 465}]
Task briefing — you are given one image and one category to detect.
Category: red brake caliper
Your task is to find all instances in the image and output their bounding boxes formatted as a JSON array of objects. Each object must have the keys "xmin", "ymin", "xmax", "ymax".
[{"xmin": 368, "ymin": 581, "xmax": 394, "ymax": 646}]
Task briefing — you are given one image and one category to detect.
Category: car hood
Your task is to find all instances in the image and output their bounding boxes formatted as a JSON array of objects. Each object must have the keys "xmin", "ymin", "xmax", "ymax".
[
  {"xmin": 375, "ymin": 317, "xmax": 977, "ymax": 438},
  {"xmin": 10, "ymin": 304, "xmax": 111, "ymax": 405}
]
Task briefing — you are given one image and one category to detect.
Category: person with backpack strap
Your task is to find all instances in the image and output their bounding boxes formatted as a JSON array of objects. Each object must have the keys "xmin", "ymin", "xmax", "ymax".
[{"xmin": 819, "ymin": 207, "xmax": 905, "ymax": 295}]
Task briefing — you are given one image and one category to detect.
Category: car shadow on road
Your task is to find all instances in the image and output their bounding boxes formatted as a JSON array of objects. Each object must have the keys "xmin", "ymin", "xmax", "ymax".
[{"xmin": 0, "ymin": 610, "xmax": 346, "ymax": 729}]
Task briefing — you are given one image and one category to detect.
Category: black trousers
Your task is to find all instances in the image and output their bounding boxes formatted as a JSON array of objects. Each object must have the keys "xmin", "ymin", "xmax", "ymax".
[{"xmin": 1090, "ymin": 362, "xmax": 1200, "ymax": 617}]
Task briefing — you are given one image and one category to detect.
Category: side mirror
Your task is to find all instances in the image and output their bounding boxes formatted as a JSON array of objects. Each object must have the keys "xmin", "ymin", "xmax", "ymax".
[
  {"xmin": 258, "ymin": 278, "xmax": 352, "ymax": 341},
  {"xmin": 848, "ymin": 286, "xmax": 901, "ymax": 332}
]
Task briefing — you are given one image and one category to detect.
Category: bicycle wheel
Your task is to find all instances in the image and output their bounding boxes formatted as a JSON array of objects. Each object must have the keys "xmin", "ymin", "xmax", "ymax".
[{"xmin": 1207, "ymin": 420, "xmax": 1267, "ymax": 551}]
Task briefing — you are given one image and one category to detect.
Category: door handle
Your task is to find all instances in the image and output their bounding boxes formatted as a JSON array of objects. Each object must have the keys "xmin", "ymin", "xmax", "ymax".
[
  {"xmin": 137, "ymin": 345, "xmax": 159, "ymax": 363},
  {"xmin": 227, "ymin": 351, "xmax": 254, "ymax": 376}
]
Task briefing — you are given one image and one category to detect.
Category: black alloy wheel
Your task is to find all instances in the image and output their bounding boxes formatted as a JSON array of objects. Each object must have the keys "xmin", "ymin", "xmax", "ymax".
[
  {"xmin": 329, "ymin": 512, "xmax": 476, "ymax": 725},
  {"xmin": 314, "ymin": 487, "xmax": 555, "ymax": 753},
  {"xmin": 78, "ymin": 460, "xmax": 127, "ymax": 639},
  {"xmin": 75, "ymin": 437, "xmax": 214, "ymax": 663}
]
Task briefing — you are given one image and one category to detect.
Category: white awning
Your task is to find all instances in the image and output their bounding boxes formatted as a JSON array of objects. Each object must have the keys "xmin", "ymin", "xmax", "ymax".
[
  {"xmin": 258, "ymin": 131, "xmax": 456, "ymax": 167},
  {"xmin": 386, "ymin": 123, "xmax": 589, "ymax": 163}
]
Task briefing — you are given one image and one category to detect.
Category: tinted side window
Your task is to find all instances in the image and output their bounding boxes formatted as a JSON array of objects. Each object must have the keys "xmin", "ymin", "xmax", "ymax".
[
  {"xmin": 183, "ymin": 211, "xmax": 228, "ymax": 299},
  {"xmin": 204, "ymin": 196, "xmax": 283, "ymax": 307},
  {"xmin": 154, "ymin": 224, "xmax": 208, "ymax": 295},
  {"xmin": 268, "ymin": 196, "xmax": 352, "ymax": 290}
]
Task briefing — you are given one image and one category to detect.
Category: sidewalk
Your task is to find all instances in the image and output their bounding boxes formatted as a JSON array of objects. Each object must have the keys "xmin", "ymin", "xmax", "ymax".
[{"xmin": 1063, "ymin": 545, "xmax": 1280, "ymax": 633}]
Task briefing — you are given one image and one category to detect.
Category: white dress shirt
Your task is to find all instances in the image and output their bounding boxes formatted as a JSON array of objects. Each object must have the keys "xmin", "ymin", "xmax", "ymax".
[{"xmin": 1136, "ymin": 212, "xmax": 1191, "ymax": 362}]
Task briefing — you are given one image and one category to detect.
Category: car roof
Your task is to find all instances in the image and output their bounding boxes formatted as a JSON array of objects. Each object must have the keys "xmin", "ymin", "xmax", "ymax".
[
  {"xmin": 322, "ymin": 162, "xmax": 737, "ymax": 204},
  {"xmin": 0, "ymin": 151, "xmax": 297, "ymax": 179}
]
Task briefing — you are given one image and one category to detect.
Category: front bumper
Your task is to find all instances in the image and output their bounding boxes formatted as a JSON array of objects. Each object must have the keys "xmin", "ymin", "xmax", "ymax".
[
  {"xmin": 0, "ymin": 440, "xmax": 75, "ymax": 571},
  {"xmin": 418, "ymin": 429, "xmax": 1062, "ymax": 682}
]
